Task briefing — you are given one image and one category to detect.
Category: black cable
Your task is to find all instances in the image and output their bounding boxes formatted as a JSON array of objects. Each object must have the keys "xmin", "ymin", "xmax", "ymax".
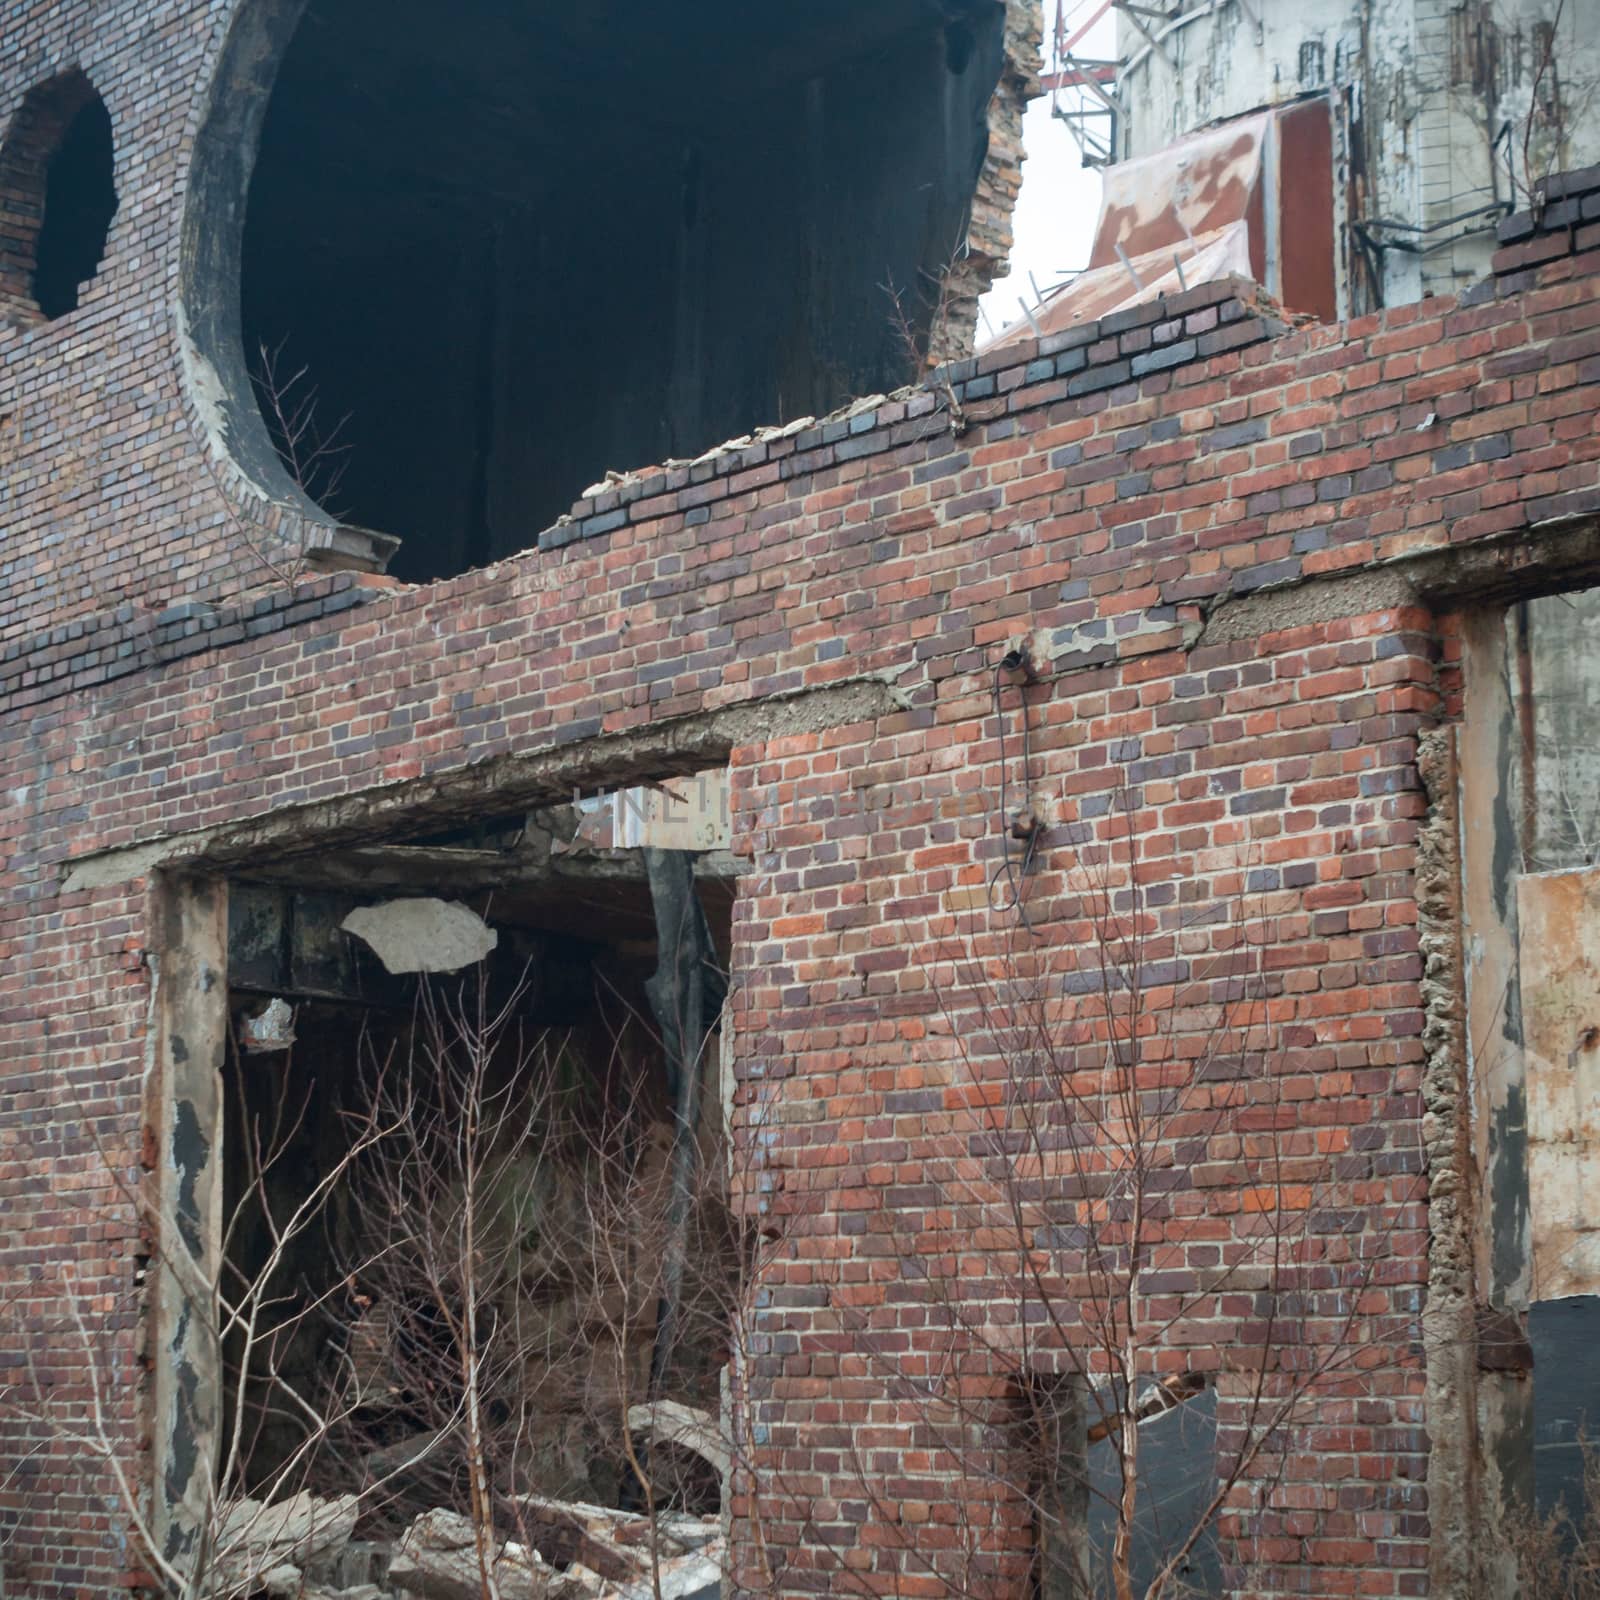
[{"xmin": 989, "ymin": 656, "xmax": 1041, "ymax": 933}]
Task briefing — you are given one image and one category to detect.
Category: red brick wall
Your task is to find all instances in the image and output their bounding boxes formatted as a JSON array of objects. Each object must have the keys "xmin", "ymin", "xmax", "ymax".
[
  {"xmin": 2, "ymin": 0, "xmax": 255, "ymax": 642},
  {"xmin": 4, "ymin": 12, "xmax": 1600, "ymax": 1577}
]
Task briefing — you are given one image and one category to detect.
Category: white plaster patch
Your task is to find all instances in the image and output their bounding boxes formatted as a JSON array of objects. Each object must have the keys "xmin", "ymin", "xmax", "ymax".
[
  {"xmin": 341, "ymin": 898, "xmax": 497, "ymax": 975},
  {"xmin": 178, "ymin": 302, "xmax": 232, "ymax": 448},
  {"xmin": 241, "ymin": 996, "xmax": 295, "ymax": 1053}
]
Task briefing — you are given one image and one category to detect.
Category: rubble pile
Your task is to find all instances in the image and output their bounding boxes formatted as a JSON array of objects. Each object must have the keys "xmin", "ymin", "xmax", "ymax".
[{"xmin": 221, "ymin": 1492, "xmax": 722, "ymax": 1600}]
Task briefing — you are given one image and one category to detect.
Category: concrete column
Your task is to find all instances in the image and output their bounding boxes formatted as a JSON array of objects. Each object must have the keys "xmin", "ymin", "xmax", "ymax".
[{"xmin": 146, "ymin": 873, "xmax": 228, "ymax": 1571}]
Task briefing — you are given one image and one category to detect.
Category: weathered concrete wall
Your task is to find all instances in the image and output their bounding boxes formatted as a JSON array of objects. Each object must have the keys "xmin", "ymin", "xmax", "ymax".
[
  {"xmin": 1517, "ymin": 585, "xmax": 1600, "ymax": 870},
  {"xmin": 1454, "ymin": 570, "xmax": 1600, "ymax": 1589},
  {"xmin": 1114, "ymin": 0, "xmax": 1600, "ymax": 309},
  {"xmin": 1458, "ymin": 604, "xmax": 1538, "ymax": 1589}
]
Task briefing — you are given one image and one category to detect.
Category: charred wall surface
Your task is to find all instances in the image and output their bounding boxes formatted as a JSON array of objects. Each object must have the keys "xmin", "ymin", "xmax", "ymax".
[
  {"xmin": 239, "ymin": 0, "xmax": 1007, "ymax": 580},
  {"xmin": 4, "ymin": 5, "xmax": 1600, "ymax": 1589},
  {"xmin": 0, "ymin": 0, "xmax": 1037, "ymax": 624}
]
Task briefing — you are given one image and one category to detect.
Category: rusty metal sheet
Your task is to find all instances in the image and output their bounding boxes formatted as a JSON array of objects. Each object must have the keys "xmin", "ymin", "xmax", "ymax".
[
  {"xmin": 983, "ymin": 96, "xmax": 1341, "ymax": 354},
  {"xmin": 985, "ymin": 224, "xmax": 1254, "ymax": 350},
  {"xmin": 1517, "ymin": 866, "xmax": 1600, "ymax": 1300},
  {"xmin": 1089, "ymin": 112, "xmax": 1269, "ymax": 270},
  {"xmin": 984, "ymin": 108, "xmax": 1267, "ymax": 353}
]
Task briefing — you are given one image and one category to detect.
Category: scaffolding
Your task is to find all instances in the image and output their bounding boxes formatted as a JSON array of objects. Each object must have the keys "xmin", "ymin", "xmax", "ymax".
[{"xmin": 1048, "ymin": 0, "xmax": 1120, "ymax": 166}]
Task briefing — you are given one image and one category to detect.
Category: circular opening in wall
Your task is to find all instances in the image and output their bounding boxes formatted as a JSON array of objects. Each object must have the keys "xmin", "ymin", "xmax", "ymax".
[
  {"xmin": 187, "ymin": 0, "xmax": 1006, "ymax": 583},
  {"xmin": 0, "ymin": 71, "xmax": 117, "ymax": 323}
]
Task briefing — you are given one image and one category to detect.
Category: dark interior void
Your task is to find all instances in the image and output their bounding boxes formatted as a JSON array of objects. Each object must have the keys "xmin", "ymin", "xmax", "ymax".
[
  {"xmin": 241, "ymin": 0, "xmax": 1004, "ymax": 581},
  {"xmin": 33, "ymin": 94, "xmax": 116, "ymax": 319},
  {"xmin": 1530, "ymin": 1297, "xmax": 1600, "ymax": 1523},
  {"xmin": 222, "ymin": 858, "xmax": 735, "ymax": 1526}
]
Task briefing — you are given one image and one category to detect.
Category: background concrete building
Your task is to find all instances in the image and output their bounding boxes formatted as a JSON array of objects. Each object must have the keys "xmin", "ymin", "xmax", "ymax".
[{"xmin": 1004, "ymin": 0, "xmax": 1600, "ymax": 338}]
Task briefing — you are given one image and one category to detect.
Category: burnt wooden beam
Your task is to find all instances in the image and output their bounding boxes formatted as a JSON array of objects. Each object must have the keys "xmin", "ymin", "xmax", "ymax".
[{"xmin": 642, "ymin": 847, "xmax": 727, "ymax": 1395}]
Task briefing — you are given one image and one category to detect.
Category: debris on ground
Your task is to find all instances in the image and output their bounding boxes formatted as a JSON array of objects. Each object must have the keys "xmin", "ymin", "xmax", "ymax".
[{"xmin": 223, "ymin": 1495, "xmax": 723, "ymax": 1600}]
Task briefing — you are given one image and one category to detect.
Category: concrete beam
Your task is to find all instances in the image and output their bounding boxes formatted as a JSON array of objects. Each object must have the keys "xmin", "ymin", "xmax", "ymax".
[
  {"xmin": 1201, "ymin": 516, "xmax": 1600, "ymax": 646},
  {"xmin": 62, "ymin": 675, "xmax": 903, "ymax": 893}
]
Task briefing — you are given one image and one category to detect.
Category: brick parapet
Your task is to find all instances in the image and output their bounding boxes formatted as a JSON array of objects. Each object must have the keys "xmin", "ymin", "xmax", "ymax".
[
  {"xmin": 1488, "ymin": 164, "xmax": 1600, "ymax": 292},
  {"xmin": 539, "ymin": 276, "xmax": 1286, "ymax": 552},
  {"xmin": 11, "ymin": 237, "xmax": 1600, "ymax": 718}
]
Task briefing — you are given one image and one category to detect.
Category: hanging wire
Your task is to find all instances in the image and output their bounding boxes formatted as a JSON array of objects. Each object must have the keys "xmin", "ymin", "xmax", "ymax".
[{"xmin": 989, "ymin": 655, "xmax": 1042, "ymax": 933}]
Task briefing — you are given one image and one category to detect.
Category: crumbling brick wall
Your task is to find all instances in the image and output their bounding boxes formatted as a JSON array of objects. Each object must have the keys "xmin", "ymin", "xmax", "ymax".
[
  {"xmin": 0, "ymin": 0, "xmax": 1041, "ymax": 634},
  {"xmin": 4, "ymin": 0, "xmax": 1600, "ymax": 1587}
]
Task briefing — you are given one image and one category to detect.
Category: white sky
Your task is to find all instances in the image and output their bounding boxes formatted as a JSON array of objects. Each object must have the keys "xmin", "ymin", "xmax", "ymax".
[{"xmin": 978, "ymin": 10, "xmax": 1118, "ymax": 341}]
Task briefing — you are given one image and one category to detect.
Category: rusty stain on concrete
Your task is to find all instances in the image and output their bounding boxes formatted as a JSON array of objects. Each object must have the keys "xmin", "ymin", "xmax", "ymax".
[{"xmin": 1516, "ymin": 866, "xmax": 1600, "ymax": 1300}]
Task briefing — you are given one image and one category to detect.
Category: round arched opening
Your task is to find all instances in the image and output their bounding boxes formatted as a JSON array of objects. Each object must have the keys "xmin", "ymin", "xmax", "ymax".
[
  {"xmin": 0, "ymin": 72, "xmax": 117, "ymax": 324},
  {"xmin": 213, "ymin": 0, "xmax": 1005, "ymax": 582}
]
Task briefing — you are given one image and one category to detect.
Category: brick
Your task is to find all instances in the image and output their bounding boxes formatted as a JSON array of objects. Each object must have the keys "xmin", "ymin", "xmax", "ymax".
[
  {"xmin": 1131, "ymin": 337, "xmax": 1199, "ymax": 376},
  {"xmin": 1540, "ymin": 163, "xmax": 1600, "ymax": 202},
  {"xmin": 1067, "ymin": 359, "xmax": 1133, "ymax": 395},
  {"xmin": 1492, "ymin": 230, "xmax": 1574, "ymax": 274}
]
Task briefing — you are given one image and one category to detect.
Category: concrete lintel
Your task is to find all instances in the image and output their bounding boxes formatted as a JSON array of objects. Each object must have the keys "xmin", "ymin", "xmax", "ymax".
[
  {"xmin": 1202, "ymin": 566, "xmax": 1419, "ymax": 646},
  {"xmin": 62, "ymin": 675, "xmax": 904, "ymax": 892},
  {"xmin": 1201, "ymin": 516, "xmax": 1600, "ymax": 646},
  {"xmin": 230, "ymin": 843, "xmax": 749, "ymax": 895},
  {"xmin": 1400, "ymin": 515, "xmax": 1600, "ymax": 606}
]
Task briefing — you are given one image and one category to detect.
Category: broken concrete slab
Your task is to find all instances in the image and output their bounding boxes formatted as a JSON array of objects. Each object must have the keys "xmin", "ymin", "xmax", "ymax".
[
  {"xmin": 388, "ymin": 1509, "xmax": 551, "ymax": 1600},
  {"xmin": 310, "ymin": 1539, "xmax": 395, "ymax": 1592},
  {"xmin": 261, "ymin": 1568, "xmax": 386, "ymax": 1600},
  {"xmin": 225, "ymin": 1492, "xmax": 724, "ymax": 1600},
  {"xmin": 214, "ymin": 1491, "xmax": 359, "ymax": 1595},
  {"xmin": 612, "ymin": 1551, "xmax": 721, "ymax": 1600},
  {"xmin": 341, "ymin": 898, "xmax": 497, "ymax": 975},
  {"xmin": 504, "ymin": 1496, "xmax": 723, "ymax": 1592},
  {"xmin": 513, "ymin": 1496, "xmax": 657, "ymax": 1582},
  {"xmin": 652, "ymin": 1513, "xmax": 719, "ymax": 1553},
  {"xmin": 626, "ymin": 1401, "xmax": 729, "ymax": 1480},
  {"xmin": 554, "ymin": 1562, "xmax": 607, "ymax": 1598},
  {"xmin": 362, "ymin": 1426, "xmax": 444, "ymax": 1485}
]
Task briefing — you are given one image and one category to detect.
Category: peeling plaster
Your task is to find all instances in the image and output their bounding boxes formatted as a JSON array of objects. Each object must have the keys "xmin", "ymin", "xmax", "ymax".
[
  {"xmin": 176, "ymin": 301, "xmax": 233, "ymax": 459},
  {"xmin": 341, "ymin": 897, "xmax": 497, "ymax": 975},
  {"xmin": 170, "ymin": 1097, "xmax": 208, "ymax": 1259},
  {"xmin": 1514, "ymin": 865, "xmax": 1600, "ymax": 1299},
  {"xmin": 148, "ymin": 877, "xmax": 228, "ymax": 1566}
]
